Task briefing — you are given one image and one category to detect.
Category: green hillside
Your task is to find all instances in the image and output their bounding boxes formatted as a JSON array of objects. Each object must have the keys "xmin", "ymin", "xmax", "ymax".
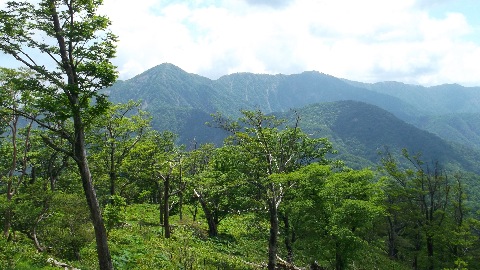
[{"xmin": 3, "ymin": 1, "xmax": 480, "ymax": 269}]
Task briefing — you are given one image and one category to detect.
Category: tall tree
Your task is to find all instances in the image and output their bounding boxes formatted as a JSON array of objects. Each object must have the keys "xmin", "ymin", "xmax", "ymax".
[
  {"xmin": 0, "ymin": 1, "xmax": 117, "ymax": 269},
  {"xmin": 121, "ymin": 130, "xmax": 181, "ymax": 237},
  {"xmin": 215, "ymin": 110, "xmax": 334, "ymax": 270},
  {"xmin": 152, "ymin": 131, "xmax": 182, "ymax": 238}
]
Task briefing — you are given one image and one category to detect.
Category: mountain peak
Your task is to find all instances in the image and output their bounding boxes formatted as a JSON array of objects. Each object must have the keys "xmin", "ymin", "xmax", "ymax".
[{"xmin": 141, "ymin": 63, "xmax": 187, "ymax": 76}]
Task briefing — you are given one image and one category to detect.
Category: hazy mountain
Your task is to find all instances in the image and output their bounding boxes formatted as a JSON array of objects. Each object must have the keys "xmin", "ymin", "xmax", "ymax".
[
  {"xmin": 343, "ymin": 80, "xmax": 480, "ymax": 115},
  {"xmin": 413, "ymin": 113, "xmax": 480, "ymax": 147}
]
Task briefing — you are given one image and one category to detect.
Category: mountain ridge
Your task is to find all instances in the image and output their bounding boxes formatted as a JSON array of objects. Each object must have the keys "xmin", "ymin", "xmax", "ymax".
[{"xmin": 105, "ymin": 63, "xmax": 480, "ymax": 172}]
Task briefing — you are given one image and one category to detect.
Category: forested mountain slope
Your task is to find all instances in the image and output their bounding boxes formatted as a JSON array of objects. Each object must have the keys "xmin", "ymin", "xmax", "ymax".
[
  {"xmin": 105, "ymin": 63, "xmax": 480, "ymax": 172},
  {"xmin": 280, "ymin": 101, "xmax": 480, "ymax": 173},
  {"xmin": 414, "ymin": 113, "xmax": 480, "ymax": 147}
]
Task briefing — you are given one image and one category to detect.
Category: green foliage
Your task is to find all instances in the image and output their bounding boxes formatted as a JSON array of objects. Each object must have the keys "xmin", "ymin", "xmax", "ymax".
[
  {"xmin": 279, "ymin": 164, "xmax": 385, "ymax": 269},
  {"xmin": 39, "ymin": 192, "xmax": 94, "ymax": 261},
  {"xmin": 3, "ymin": 51, "xmax": 480, "ymax": 270},
  {"xmin": 1, "ymin": 2, "xmax": 120, "ymax": 268},
  {"xmin": 104, "ymin": 195, "xmax": 127, "ymax": 230},
  {"xmin": 0, "ymin": 233, "xmax": 54, "ymax": 270},
  {"xmin": 0, "ymin": 0, "xmax": 118, "ymax": 125},
  {"xmin": 380, "ymin": 150, "xmax": 480, "ymax": 270},
  {"xmin": 98, "ymin": 204, "xmax": 267, "ymax": 270},
  {"xmin": 88, "ymin": 100, "xmax": 151, "ymax": 201}
]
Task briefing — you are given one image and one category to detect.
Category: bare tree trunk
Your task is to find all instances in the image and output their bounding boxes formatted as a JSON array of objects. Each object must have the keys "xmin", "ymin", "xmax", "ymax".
[
  {"xmin": 157, "ymin": 181, "xmax": 164, "ymax": 225},
  {"xmin": 163, "ymin": 175, "xmax": 171, "ymax": 238},
  {"xmin": 73, "ymin": 121, "xmax": 113, "ymax": 270},
  {"xmin": 31, "ymin": 215, "xmax": 46, "ymax": 253}
]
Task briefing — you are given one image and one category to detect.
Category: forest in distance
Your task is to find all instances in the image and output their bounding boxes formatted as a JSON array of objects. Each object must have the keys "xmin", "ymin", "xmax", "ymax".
[{"xmin": 1, "ymin": 1, "xmax": 480, "ymax": 270}]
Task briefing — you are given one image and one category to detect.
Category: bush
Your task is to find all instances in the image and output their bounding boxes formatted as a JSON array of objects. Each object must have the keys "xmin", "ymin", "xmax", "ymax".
[{"xmin": 104, "ymin": 195, "xmax": 127, "ymax": 230}]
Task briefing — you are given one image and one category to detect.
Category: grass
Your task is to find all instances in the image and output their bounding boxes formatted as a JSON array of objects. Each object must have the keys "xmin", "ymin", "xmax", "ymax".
[{"xmin": 74, "ymin": 203, "xmax": 269, "ymax": 269}]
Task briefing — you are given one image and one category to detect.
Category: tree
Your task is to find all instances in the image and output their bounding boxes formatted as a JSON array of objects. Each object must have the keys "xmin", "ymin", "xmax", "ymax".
[
  {"xmin": 89, "ymin": 100, "xmax": 150, "ymax": 200},
  {"xmin": 276, "ymin": 164, "xmax": 385, "ymax": 270},
  {"xmin": 443, "ymin": 173, "xmax": 480, "ymax": 269},
  {"xmin": 381, "ymin": 149, "xmax": 454, "ymax": 270},
  {"xmin": 0, "ymin": 1, "xmax": 117, "ymax": 268},
  {"xmin": 215, "ymin": 110, "xmax": 334, "ymax": 270},
  {"xmin": 191, "ymin": 144, "xmax": 252, "ymax": 237},
  {"xmin": 0, "ymin": 68, "xmax": 36, "ymax": 239},
  {"xmin": 122, "ymin": 130, "xmax": 182, "ymax": 238}
]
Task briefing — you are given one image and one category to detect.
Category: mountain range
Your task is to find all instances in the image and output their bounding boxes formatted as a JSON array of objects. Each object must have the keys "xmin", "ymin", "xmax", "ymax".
[{"xmin": 104, "ymin": 63, "xmax": 480, "ymax": 175}]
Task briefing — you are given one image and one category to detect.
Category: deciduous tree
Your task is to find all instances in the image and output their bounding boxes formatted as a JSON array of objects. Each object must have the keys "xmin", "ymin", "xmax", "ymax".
[
  {"xmin": 215, "ymin": 110, "xmax": 334, "ymax": 270},
  {"xmin": 0, "ymin": 1, "xmax": 118, "ymax": 268}
]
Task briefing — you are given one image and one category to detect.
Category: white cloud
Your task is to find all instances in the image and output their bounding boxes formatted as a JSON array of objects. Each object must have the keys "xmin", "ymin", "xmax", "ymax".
[{"xmin": 1, "ymin": 0, "xmax": 476, "ymax": 86}]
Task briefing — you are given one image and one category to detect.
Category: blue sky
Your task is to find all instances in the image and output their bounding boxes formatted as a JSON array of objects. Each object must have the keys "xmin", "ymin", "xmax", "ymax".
[
  {"xmin": 429, "ymin": 0, "xmax": 479, "ymax": 39},
  {"xmin": 1, "ymin": 0, "xmax": 480, "ymax": 86}
]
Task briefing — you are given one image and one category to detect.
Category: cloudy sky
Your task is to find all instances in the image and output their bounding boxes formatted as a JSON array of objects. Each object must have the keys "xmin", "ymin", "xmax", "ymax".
[{"xmin": 2, "ymin": 0, "xmax": 480, "ymax": 86}]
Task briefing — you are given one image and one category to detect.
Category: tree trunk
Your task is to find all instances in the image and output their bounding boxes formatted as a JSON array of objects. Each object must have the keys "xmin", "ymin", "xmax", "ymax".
[
  {"xmin": 194, "ymin": 189, "xmax": 218, "ymax": 237},
  {"xmin": 179, "ymin": 190, "xmax": 183, "ymax": 221},
  {"xmin": 157, "ymin": 180, "xmax": 164, "ymax": 225},
  {"xmin": 3, "ymin": 189, "xmax": 12, "ymax": 238},
  {"xmin": 73, "ymin": 121, "xmax": 113, "ymax": 270},
  {"xmin": 3, "ymin": 116, "xmax": 18, "ymax": 239},
  {"xmin": 282, "ymin": 213, "xmax": 294, "ymax": 263},
  {"xmin": 267, "ymin": 198, "xmax": 279, "ymax": 270},
  {"xmin": 179, "ymin": 165, "xmax": 183, "ymax": 221},
  {"xmin": 109, "ymin": 171, "xmax": 116, "ymax": 198},
  {"xmin": 163, "ymin": 175, "xmax": 171, "ymax": 238},
  {"xmin": 109, "ymin": 140, "xmax": 116, "ymax": 198},
  {"xmin": 387, "ymin": 217, "xmax": 398, "ymax": 259},
  {"xmin": 335, "ymin": 241, "xmax": 345, "ymax": 270}
]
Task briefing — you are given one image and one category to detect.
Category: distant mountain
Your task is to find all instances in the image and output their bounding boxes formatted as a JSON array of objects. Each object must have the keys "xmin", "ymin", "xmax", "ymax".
[
  {"xmin": 343, "ymin": 80, "xmax": 480, "ymax": 115},
  {"xmin": 342, "ymin": 80, "xmax": 480, "ymax": 148},
  {"xmin": 104, "ymin": 63, "xmax": 480, "ymax": 165}
]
